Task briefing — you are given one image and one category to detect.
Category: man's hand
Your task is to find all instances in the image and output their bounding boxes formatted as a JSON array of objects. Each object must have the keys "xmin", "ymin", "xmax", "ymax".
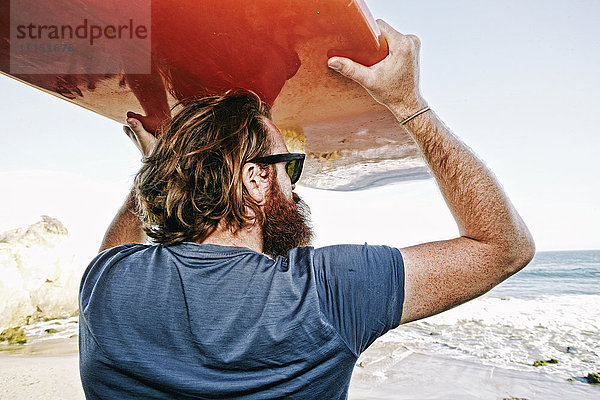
[
  {"xmin": 124, "ymin": 115, "xmax": 157, "ymax": 157},
  {"xmin": 126, "ymin": 110, "xmax": 168, "ymax": 137},
  {"xmin": 329, "ymin": 20, "xmax": 535, "ymax": 324},
  {"xmin": 328, "ymin": 20, "xmax": 427, "ymax": 118}
]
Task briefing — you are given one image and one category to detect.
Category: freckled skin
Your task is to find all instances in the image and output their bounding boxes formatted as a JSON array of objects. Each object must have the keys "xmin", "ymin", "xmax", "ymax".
[
  {"xmin": 396, "ymin": 112, "xmax": 535, "ymax": 322},
  {"xmin": 329, "ymin": 20, "xmax": 535, "ymax": 323}
]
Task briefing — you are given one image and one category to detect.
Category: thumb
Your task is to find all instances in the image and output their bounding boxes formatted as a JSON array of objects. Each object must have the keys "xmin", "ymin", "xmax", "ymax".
[
  {"xmin": 126, "ymin": 116, "xmax": 147, "ymax": 137},
  {"xmin": 125, "ymin": 113, "xmax": 157, "ymax": 157},
  {"xmin": 126, "ymin": 111, "xmax": 160, "ymax": 135},
  {"xmin": 328, "ymin": 57, "xmax": 371, "ymax": 85}
]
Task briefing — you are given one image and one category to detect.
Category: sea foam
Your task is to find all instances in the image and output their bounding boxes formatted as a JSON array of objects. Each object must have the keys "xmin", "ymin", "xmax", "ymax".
[{"xmin": 377, "ymin": 293, "xmax": 600, "ymax": 378}]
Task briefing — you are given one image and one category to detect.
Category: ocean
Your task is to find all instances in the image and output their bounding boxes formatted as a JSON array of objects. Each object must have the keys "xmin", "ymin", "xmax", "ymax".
[{"xmin": 361, "ymin": 250, "xmax": 600, "ymax": 381}]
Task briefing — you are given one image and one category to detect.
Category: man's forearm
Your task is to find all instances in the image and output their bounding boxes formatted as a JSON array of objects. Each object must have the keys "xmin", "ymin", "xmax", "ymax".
[
  {"xmin": 396, "ymin": 107, "xmax": 534, "ymax": 263},
  {"xmin": 328, "ymin": 21, "xmax": 534, "ymax": 323},
  {"xmin": 99, "ymin": 188, "xmax": 146, "ymax": 252}
]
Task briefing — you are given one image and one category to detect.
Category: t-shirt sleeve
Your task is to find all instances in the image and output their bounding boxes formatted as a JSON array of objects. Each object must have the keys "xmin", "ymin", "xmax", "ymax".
[
  {"xmin": 79, "ymin": 243, "xmax": 148, "ymax": 310},
  {"xmin": 312, "ymin": 244, "xmax": 404, "ymax": 356}
]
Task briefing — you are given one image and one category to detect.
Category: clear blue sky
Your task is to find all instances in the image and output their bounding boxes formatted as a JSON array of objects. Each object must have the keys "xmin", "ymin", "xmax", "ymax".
[{"xmin": 1, "ymin": 0, "xmax": 598, "ymax": 256}]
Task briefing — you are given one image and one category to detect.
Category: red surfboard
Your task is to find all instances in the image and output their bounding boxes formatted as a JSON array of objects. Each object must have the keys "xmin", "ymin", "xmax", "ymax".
[{"xmin": 1, "ymin": 0, "xmax": 427, "ymax": 190}]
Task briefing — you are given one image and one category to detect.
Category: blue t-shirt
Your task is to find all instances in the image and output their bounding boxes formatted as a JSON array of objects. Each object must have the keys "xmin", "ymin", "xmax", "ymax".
[{"xmin": 79, "ymin": 243, "xmax": 404, "ymax": 399}]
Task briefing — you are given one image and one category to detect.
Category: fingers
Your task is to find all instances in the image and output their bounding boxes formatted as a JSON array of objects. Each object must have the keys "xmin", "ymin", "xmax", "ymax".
[
  {"xmin": 126, "ymin": 111, "xmax": 161, "ymax": 135},
  {"xmin": 126, "ymin": 116, "xmax": 148, "ymax": 136},
  {"xmin": 377, "ymin": 19, "xmax": 421, "ymax": 52},
  {"xmin": 328, "ymin": 56, "xmax": 372, "ymax": 86},
  {"xmin": 376, "ymin": 20, "xmax": 397, "ymax": 39},
  {"xmin": 126, "ymin": 112, "xmax": 148, "ymax": 133},
  {"xmin": 406, "ymin": 34, "xmax": 421, "ymax": 52},
  {"xmin": 124, "ymin": 114, "xmax": 157, "ymax": 157},
  {"xmin": 376, "ymin": 19, "xmax": 402, "ymax": 49},
  {"xmin": 123, "ymin": 122, "xmax": 143, "ymax": 154},
  {"xmin": 328, "ymin": 20, "xmax": 424, "ymax": 110},
  {"xmin": 123, "ymin": 125, "xmax": 137, "ymax": 143}
]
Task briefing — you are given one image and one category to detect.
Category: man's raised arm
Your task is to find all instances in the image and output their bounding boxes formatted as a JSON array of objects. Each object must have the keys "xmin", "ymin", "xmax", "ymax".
[
  {"xmin": 98, "ymin": 119, "xmax": 156, "ymax": 252},
  {"xmin": 328, "ymin": 20, "xmax": 535, "ymax": 324}
]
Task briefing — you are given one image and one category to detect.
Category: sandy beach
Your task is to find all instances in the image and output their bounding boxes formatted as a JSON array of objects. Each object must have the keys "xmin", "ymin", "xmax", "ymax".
[
  {"xmin": 0, "ymin": 353, "xmax": 83, "ymax": 399},
  {"xmin": 1, "ymin": 337, "xmax": 598, "ymax": 399},
  {"xmin": 350, "ymin": 348, "xmax": 599, "ymax": 399},
  {"xmin": 0, "ymin": 337, "xmax": 83, "ymax": 399}
]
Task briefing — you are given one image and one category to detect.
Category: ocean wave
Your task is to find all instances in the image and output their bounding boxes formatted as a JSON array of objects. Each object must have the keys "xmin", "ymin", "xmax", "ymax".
[{"xmin": 378, "ymin": 294, "xmax": 600, "ymax": 378}]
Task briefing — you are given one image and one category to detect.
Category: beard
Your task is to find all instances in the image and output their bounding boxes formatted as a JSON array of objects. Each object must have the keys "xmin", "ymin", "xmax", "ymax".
[{"xmin": 261, "ymin": 179, "xmax": 313, "ymax": 258}]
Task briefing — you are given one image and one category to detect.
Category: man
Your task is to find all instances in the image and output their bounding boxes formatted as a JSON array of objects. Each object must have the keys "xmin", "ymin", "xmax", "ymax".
[{"xmin": 79, "ymin": 21, "xmax": 534, "ymax": 399}]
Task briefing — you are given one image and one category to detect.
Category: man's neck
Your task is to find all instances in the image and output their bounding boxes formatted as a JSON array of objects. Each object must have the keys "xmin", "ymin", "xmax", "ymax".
[{"xmin": 196, "ymin": 220, "xmax": 263, "ymax": 254}]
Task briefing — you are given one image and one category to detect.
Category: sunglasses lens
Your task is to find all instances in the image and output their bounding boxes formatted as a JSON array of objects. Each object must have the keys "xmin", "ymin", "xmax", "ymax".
[
  {"xmin": 286, "ymin": 158, "xmax": 303, "ymax": 184},
  {"xmin": 285, "ymin": 160, "xmax": 296, "ymax": 183}
]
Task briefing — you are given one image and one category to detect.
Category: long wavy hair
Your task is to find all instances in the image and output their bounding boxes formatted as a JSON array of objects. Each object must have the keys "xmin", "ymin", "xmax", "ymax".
[{"xmin": 134, "ymin": 91, "xmax": 273, "ymax": 245}]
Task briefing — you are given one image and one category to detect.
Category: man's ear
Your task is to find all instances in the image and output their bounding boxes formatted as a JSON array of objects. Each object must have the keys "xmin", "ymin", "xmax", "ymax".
[{"xmin": 242, "ymin": 163, "xmax": 270, "ymax": 205}]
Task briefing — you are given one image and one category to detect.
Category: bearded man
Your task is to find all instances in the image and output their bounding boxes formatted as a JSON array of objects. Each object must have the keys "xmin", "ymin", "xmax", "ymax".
[{"xmin": 79, "ymin": 21, "xmax": 534, "ymax": 399}]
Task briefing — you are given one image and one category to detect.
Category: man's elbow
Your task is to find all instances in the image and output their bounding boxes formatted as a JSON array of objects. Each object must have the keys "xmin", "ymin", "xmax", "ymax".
[{"xmin": 502, "ymin": 225, "xmax": 536, "ymax": 275}]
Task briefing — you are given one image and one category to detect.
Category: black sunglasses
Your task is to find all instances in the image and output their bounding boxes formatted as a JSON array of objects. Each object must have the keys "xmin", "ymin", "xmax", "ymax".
[{"xmin": 248, "ymin": 153, "xmax": 305, "ymax": 184}]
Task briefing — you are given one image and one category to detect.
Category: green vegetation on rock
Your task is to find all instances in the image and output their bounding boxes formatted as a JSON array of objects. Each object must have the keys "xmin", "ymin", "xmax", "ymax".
[
  {"xmin": 587, "ymin": 373, "xmax": 600, "ymax": 384},
  {"xmin": 0, "ymin": 327, "xmax": 27, "ymax": 344},
  {"xmin": 533, "ymin": 358, "xmax": 559, "ymax": 367},
  {"xmin": 45, "ymin": 328, "xmax": 58, "ymax": 334}
]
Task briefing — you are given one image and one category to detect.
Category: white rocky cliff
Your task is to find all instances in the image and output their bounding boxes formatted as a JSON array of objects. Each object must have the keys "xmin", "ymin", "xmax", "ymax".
[{"xmin": 0, "ymin": 216, "xmax": 82, "ymax": 331}]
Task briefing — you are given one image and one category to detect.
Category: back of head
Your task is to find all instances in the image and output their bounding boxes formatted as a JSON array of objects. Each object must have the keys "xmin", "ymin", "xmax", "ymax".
[{"xmin": 134, "ymin": 91, "xmax": 272, "ymax": 245}]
